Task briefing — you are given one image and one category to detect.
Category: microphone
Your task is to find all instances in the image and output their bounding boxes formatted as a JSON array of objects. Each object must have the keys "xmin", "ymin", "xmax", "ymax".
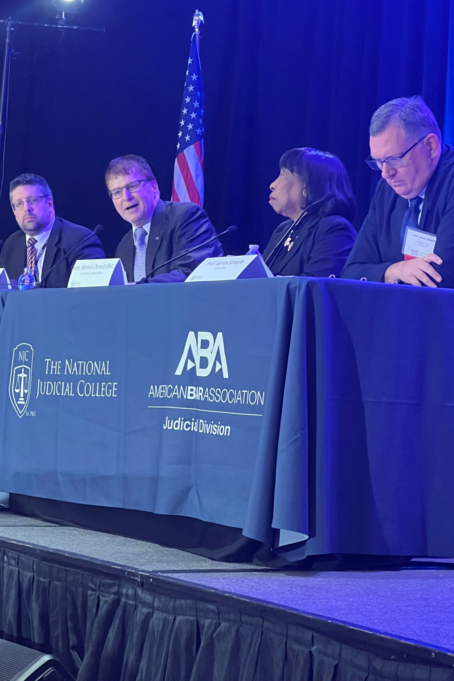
[
  {"xmin": 265, "ymin": 192, "xmax": 334, "ymax": 267},
  {"xmin": 140, "ymin": 225, "xmax": 237, "ymax": 282},
  {"xmin": 37, "ymin": 224, "xmax": 103, "ymax": 289},
  {"xmin": 0, "ymin": 240, "xmax": 13, "ymax": 289}
]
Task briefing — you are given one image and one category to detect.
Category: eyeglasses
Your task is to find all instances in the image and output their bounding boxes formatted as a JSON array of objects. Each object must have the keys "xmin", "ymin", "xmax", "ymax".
[
  {"xmin": 366, "ymin": 136, "xmax": 426, "ymax": 170},
  {"xmin": 11, "ymin": 195, "xmax": 50, "ymax": 211},
  {"xmin": 108, "ymin": 179, "xmax": 150, "ymax": 200}
]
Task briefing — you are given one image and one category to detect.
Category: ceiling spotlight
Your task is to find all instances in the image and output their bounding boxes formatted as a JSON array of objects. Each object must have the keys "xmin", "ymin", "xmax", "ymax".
[
  {"xmin": 51, "ymin": 0, "xmax": 84, "ymax": 26},
  {"xmin": 52, "ymin": 0, "xmax": 84, "ymax": 10}
]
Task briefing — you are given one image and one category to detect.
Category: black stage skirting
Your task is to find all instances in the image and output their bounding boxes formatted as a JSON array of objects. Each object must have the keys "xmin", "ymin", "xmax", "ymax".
[{"xmin": 0, "ymin": 540, "xmax": 453, "ymax": 681}]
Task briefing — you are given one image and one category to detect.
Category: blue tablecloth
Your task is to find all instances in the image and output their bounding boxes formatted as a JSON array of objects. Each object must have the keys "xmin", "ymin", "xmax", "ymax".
[
  {"xmin": 0, "ymin": 278, "xmax": 311, "ymax": 553},
  {"xmin": 1, "ymin": 277, "xmax": 454, "ymax": 561},
  {"xmin": 0, "ymin": 291, "xmax": 12, "ymax": 323},
  {"xmin": 300, "ymin": 278, "xmax": 454, "ymax": 559}
]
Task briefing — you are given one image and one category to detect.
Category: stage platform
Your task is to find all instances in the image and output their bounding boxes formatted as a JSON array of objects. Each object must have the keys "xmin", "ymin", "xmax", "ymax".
[{"xmin": 0, "ymin": 511, "xmax": 454, "ymax": 680}]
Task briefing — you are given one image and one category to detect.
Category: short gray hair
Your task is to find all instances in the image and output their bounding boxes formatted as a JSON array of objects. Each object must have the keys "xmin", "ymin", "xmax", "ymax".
[{"xmin": 370, "ymin": 96, "xmax": 441, "ymax": 142}]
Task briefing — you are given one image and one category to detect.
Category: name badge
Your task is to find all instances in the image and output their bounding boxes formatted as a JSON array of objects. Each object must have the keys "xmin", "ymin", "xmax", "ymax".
[{"xmin": 402, "ymin": 227, "xmax": 437, "ymax": 261}]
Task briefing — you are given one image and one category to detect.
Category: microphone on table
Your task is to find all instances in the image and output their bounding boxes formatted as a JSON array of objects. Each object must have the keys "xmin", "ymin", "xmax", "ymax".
[
  {"xmin": 37, "ymin": 224, "xmax": 103, "ymax": 289},
  {"xmin": 265, "ymin": 192, "xmax": 334, "ymax": 269},
  {"xmin": 139, "ymin": 224, "xmax": 238, "ymax": 282},
  {"xmin": 0, "ymin": 241, "xmax": 17, "ymax": 289},
  {"xmin": 0, "ymin": 240, "xmax": 13, "ymax": 290}
]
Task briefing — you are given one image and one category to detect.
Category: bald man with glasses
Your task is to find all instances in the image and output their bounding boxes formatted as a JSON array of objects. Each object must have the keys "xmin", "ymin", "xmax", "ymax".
[
  {"xmin": 342, "ymin": 96, "xmax": 454, "ymax": 288},
  {"xmin": 0, "ymin": 173, "xmax": 104, "ymax": 288},
  {"xmin": 106, "ymin": 154, "xmax": 222, "ymax": 283}
]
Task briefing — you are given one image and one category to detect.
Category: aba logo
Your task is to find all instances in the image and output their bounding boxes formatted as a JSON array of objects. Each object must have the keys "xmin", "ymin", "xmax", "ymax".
[
  {"xmin": 9, "ymin": 343, "xmax": 34, "ymax": 418},
  {"xmin": 175, "ymin": 332, "xmax": 229, "ymax": 378}
]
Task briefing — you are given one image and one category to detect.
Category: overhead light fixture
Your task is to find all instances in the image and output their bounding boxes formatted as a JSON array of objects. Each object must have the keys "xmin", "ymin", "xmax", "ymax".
[
  {"xmin": 52, "ymin": 0, "xmax": 84, "ymax": 11},
  {"xmin": 52, "ymin": 0, "xmax": 84, "ymax": 25}
]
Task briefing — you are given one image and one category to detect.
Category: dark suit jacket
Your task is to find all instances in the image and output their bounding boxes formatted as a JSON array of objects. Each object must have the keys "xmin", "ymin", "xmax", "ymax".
[
  {"xmin": 0, "ymin": 216, "xmax": 105, "ymax": 288},
  {"xmin": 263, "ymin": 213, "xmax": 357, "ymax": 278},
  {"xmin": 115, "ymin": 199, "xmax": 223, "ymax": 283},
  {"xmin": 342, "ymin": 145, "xmax": 454, "ymax": 288}
]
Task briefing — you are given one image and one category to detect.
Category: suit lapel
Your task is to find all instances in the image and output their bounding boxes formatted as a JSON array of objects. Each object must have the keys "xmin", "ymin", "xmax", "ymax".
[
  {"xmin": 17, "ymin": 233, "xmax": 27, "ymax": 276},
  {"xmin": 276, "ymin": 212, "xmax": 320, "ymax": 270},
  {"xmin": 40, "ymin": 217, "xmax": 62, "ymax": 281},
  {"xmin": 392, "ymin": 197, "xmax": 407, "ymax": 254},
  {"xmin": 118, "ymin": 232, "xmax": 135, "ymax": 282},
  {"xmin": 146, "ymin": 200, "xmax": 167, "ymax": 274}
]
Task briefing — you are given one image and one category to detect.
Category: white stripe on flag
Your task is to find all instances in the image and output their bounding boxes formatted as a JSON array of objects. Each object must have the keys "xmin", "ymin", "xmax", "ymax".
[
  {"xmin": 184, "ymin": 145, "xmax": 204, "ymax": 205},
  {"xmin": 173, "ymin": 162, "xmax": 191, "ymax": 203}
]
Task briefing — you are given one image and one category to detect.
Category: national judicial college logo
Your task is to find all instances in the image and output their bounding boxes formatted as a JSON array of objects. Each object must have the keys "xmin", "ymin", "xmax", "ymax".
[
  {"xmin": 9, "ymin": 343, "xmax": 34, "ymax": 418},
  {"xmin": 175, "ymin": 332, "xmax": 229, "ymax": 378}
]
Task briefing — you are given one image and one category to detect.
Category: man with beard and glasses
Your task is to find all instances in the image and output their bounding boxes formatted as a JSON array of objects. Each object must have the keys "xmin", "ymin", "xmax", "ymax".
[{"xmin": 1, "ymin": 173, "xmax": 104, "ymax": 288}]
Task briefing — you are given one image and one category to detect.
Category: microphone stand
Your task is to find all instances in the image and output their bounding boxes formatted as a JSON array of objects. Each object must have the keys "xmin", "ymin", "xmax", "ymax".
[
  {"xmin": 265, "ymin": 192, "xmax": 334, "ymax": 270},
  {"xmin": 37, "ymin": 224, "xmax": 103, "ymax": 288},
  {"xmin": 140, "ymin": 226, "xmax": 236, "ymax": 282},
  {"xmin": 265, "ymin": 210, "xmax": 308, "ymax": 270},
  {"xmin": 0, "ymin": 17, "xmax": 105, "ymax": 200}
]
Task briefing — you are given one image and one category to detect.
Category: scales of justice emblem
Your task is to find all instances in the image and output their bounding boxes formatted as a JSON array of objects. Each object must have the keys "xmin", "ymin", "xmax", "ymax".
[{"xmin": 9, "ymin": 343, "xmax": 34, "ymax": 418}]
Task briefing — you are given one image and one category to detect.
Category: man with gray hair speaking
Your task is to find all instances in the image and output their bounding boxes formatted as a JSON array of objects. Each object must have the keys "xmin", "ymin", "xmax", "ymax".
[
  {"xmin": 106, "ymin": 154, "xmax": 222, "ymax": 283},
  {"xmin": 342, "ymin": 96, "xmax": 454, "ymax": 288}
]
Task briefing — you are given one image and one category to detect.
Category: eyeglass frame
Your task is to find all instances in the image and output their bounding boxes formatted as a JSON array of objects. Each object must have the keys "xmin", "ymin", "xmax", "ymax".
[
  {"xmin": 11, "ymin": 195, "xmax": 51, "ymax": 211},
  {"xmin": 365, "ymin": 135, "xmax": 427, "ymax": 171},
  {"xmin": 107, "ymin": 179, "xmax": 152, "ymax": 200}
]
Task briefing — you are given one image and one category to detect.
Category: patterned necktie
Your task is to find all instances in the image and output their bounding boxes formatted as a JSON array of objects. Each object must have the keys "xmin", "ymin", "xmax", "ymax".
[
  {"xmin": 27, "ymin": 237, "xmax": 37, "ymax": 276},
  {"xmin": 133, "ymin": 227, "xmax": 147, "ymax": 282},
  {"xmin": 400, "ymin": 196, "xmax": 423, "ymax": 246}
]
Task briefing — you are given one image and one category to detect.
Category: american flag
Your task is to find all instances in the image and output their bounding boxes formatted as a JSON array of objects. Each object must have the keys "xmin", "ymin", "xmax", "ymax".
[{"xmin": 171, "ymin": 32, "xmax": 205, "ymax": 206}]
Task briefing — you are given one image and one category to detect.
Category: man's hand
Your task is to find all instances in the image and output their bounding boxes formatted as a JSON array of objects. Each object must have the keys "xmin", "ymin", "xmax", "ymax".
[{"xmin": 384, "ymin": 253, "xmax": 443, "ymax": 287}]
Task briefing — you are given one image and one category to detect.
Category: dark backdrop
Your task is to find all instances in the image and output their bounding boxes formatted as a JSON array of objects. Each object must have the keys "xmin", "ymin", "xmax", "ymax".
[{"xmin": 0, "ymin": 0, "xmax": 450, "ymax": 257}]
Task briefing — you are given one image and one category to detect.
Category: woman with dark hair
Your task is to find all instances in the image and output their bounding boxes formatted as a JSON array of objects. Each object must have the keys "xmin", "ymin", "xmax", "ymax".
[{"xmin": 264, "ymin": 147, "xmax": 357, "ymax": 277}]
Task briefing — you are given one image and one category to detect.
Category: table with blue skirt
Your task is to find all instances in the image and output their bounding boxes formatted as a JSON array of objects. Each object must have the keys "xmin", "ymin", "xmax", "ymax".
[{"xmin": 0, "ymin": 277, "xmax": 453, "ymax": 563}]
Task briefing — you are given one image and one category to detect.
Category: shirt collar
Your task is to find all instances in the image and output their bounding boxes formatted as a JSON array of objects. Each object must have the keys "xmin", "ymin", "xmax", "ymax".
[
  {"xmin": 407, "ymin": 188, "xmax": 426, "ymax": 206},
  {"xmin": 132, "ymin": 222, "xmax": 151, "ymax": 242}
]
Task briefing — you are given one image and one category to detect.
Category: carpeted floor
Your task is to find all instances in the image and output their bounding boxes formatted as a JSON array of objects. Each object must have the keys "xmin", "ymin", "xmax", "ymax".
[
  {"xmin": 0, "ymin": 511, "xmax": 265, "ymax": 572},
  {"xmin": 170, "ymin": 568, "xmax": 454, "ymax": 652}
]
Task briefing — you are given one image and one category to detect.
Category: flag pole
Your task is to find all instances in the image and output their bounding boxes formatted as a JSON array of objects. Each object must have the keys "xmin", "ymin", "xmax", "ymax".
[
  {"xmin": 172, "ymin": 9, "xmax": 206, "ymax": 206},
  {"xmin": 192, "ymin": 9, "xmax": 204, "ymax": 51}
]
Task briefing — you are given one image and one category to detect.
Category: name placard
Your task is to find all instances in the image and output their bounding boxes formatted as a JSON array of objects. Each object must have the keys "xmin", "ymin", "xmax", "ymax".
[
  {"xmin": 68, "ymin": 259, "xmax": 127, "ymax": 288},
  {"xmin": 0, "ymin": 268, "xmax": 12, "ymax": 289},
  {"xmin": 186, "ymin": 255, "xmax": 274, "ymax": 282}
]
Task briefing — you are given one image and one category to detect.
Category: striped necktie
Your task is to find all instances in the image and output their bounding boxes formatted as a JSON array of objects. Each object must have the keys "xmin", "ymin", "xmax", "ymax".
[
  {"xmin": 134, "ymin": 227, "xmax": 147, "ymax": 282},
  {"xmin": 27, "ymin": 237, "xmax": 37, "ymax": 276},
  {"xmin": 400, "ymin": 196, "xmax": 423, "ymax": 246}
]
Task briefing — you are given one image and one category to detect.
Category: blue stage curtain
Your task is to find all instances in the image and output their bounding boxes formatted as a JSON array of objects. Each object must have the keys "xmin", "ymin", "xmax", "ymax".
[
  {"xmin": 210, "ymin": 0, "xmax": 452, "ymax": 248},
  {"xmin": 0, "ymin": 0, "xmax": 451, "ymax": 253},
  {"xmin": 444, "ymin": 0, "xmax": 454, "ymax": 143}
]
